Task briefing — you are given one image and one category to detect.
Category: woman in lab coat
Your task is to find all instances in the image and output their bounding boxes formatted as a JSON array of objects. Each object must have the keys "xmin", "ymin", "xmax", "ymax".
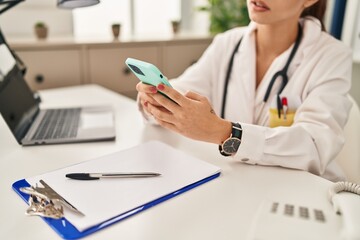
[{"xmin": 136, "ymin": 0, "xmax": 352, "ymax": 181}]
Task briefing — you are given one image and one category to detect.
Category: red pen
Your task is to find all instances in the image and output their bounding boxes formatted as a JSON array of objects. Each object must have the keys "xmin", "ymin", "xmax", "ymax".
[{"xmin": 282, "ymin": 97, "xmax": 288, "ymax": 120}]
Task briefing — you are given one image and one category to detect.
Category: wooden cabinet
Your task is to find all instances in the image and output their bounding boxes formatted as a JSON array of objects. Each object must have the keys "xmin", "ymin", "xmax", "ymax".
[
  {"xmin": 10, "ymin": 36, "xmax": 212, "ymax": 99},
  {"xmin": 163, "ymin": 40, "xmax": 210, "ymax": 79},
  {"xmin": 88, "ymin": 44, "xmax": 160, "ymax": 99},
  {"xmin": 15, "ymin": 49, "xmax": 82, "ymax": 91}
]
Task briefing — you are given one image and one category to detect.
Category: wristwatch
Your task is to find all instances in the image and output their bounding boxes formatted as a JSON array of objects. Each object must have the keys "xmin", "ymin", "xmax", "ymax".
[{"xmin": 219, "ymin": 122, "xmax": 242, "ymax": 156}]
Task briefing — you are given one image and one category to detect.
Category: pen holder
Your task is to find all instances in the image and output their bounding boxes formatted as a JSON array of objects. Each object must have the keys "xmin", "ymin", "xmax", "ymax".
[{"xmin": 269, "ymin": 108, "xmax": 295, "ymax": 128}]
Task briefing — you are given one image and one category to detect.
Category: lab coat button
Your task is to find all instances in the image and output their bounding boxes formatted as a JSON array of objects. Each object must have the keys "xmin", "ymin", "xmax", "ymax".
[{"xmin": 241, "ymin": 158, "xmax": 249, "ymax": 162}]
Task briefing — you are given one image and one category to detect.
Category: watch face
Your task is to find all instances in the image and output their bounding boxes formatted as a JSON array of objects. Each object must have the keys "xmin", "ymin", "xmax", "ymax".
[{"xmin": 223, "ymin": 137, "xmax": 241, "ymax": 154}]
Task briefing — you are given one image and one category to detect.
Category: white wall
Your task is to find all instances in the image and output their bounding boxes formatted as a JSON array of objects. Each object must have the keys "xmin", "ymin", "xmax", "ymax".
[
  {"xmin": 1, "ymin": 0, "xmax": 359, "ymax": 106},
  {"xmin": 0, "ymin": 0, "xmax": 73, "ymax": 38},
  {"xmin": 181, "ymin": 0, "xmax": 209, "ymax": 34},
  {"xmin": 0, "ymin": 0, "xmax": 200, "ymax": 39},
  {"xmin": 72, "ymin": 0, "xmax": 130, "ymax": 39}
]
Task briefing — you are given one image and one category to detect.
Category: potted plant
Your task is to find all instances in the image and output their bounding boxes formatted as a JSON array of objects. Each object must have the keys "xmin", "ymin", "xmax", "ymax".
[
  {"xmin": 198, "ymin": 0, "xmax": 250, "ymax": 34},
  {"xmin": 171, "ymin": 20, "xmax": 181, "ymax": 35},
  {"xmin": 34, "ymin": 21, "xmax": 48, "ymax": 40},
  {"xmin": 111, "ymin": 23, "xmax": 121, "ymax": 39}
]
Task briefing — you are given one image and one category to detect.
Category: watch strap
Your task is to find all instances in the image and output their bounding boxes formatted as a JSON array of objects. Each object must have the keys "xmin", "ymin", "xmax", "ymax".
[{"xmin": 232, "ymin": 122, "xmax": 242, "ymax": 139}]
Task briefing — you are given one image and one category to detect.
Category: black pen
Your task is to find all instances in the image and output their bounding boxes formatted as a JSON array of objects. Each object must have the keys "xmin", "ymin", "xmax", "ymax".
[{"xmin": 66, "ymin": 172, "xmax": 161, "ymax": 180}]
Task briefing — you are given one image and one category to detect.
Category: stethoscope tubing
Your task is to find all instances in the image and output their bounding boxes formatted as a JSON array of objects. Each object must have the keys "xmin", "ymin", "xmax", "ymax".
[{"xmin": 221, "ymin": 24, "xmax": 303, "ymax": 119}]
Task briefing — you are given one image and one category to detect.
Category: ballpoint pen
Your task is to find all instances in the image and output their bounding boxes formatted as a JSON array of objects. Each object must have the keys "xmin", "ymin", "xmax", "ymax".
[
  {"xmin": 66, "ymin": 172, "xmax": 161, "ymax": 180},
  {"xmin": 276, "ymin": 95, "xmax": 282, "ymax": 119},
  {"xmin": 282, "ymin": 97, "xmax": 288, "ymax": 120}
]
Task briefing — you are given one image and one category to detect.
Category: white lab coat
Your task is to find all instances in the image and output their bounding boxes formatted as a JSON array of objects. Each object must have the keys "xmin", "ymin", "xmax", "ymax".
[{"xmin": 143, "ymin": 17, "xmax": 353, "ymax": 182}]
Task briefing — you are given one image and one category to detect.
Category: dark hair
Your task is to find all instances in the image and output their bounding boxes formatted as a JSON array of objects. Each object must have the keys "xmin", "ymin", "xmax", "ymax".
[{"xmin": 301, "ymin": 0, "xmax": 327, "ymax": 31}]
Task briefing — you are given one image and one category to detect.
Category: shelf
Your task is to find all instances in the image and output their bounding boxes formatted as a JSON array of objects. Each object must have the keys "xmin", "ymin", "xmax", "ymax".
[{"xmin": 7, "ymin": 32, "xmax": 213, "ymax": 49}]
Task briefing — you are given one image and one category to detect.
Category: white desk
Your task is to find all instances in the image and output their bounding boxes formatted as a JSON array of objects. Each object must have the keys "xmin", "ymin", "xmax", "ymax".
[{"xmin": 0, "ymin": 85, "xmax": 340, "ymax": 240}]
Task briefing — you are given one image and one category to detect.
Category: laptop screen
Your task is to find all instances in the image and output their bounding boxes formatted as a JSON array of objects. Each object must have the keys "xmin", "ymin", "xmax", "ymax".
[{"xmin": 0, "ymin": 42, "xmax": 38, "ymax": 143}]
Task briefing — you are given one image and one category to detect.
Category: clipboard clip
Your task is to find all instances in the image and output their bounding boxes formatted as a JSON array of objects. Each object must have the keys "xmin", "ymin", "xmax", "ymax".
[{"xmin": 19, "ymin": 179, "xmax": 84, "ymax": 219}]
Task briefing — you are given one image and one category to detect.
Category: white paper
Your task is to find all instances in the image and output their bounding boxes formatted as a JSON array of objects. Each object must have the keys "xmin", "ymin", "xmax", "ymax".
[
  {"xmin": 0, "ymin": 44, "xmax": 16, "ymax": 82},
  {"xmin": 26, "ymin": 141, "xmax": 221, "ymax": 232}
]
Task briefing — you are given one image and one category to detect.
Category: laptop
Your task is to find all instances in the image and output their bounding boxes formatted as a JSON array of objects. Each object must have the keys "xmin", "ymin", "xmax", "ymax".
[{"xmin": 0, "ymin": 43, "xmax": 116, "ymax": 146}]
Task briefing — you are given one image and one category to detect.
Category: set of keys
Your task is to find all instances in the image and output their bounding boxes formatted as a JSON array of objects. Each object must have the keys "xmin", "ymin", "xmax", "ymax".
[
  {"xmin": 19, "ymin": 179, "xmax": 84, "ymax": 219},
  {"xmin": 25, "ymin": 194, "xmax": 64, "ymax": 219}
]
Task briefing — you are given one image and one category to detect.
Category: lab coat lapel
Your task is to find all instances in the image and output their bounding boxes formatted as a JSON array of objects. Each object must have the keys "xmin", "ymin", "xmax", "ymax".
[
  {"xmin": 254, "ymin": 52, "xmax": 290, "ymax": 125},
  {"xmin": 235, "ymin": 23, "xmax": 257, "ymax": 124},
  {"xmin": 253, "ymin": 18, "xmax": 323, "ymax": 126}
]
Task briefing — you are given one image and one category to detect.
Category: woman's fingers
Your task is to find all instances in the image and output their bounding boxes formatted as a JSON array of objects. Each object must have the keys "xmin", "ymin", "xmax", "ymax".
[
  {"xmin": 136, "ymin": 82, "xmax": 162, "ymax": 108},
  {"xmin": 136, "ymin": 82, "xmax": 157, "ymax": 94},
  {"xmin": 146, "ymin": 103, "xmax": 175, "ymax": 123},
  {"xmin": 149, "ymin": 84, "xmax": 189, "ymax": 114},
  {"xmin": 156, "ymin": 84, "xmax": 186, "ymax": 107},
  {"xmin": 139, "ymin": 92, "xmax": 160, "ymax": 106}
]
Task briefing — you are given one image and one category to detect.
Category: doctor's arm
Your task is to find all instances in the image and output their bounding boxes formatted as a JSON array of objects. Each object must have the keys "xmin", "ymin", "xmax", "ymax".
[{"xmin": 234, "ymin": 48, "xmax": 353, "ymax": 178}]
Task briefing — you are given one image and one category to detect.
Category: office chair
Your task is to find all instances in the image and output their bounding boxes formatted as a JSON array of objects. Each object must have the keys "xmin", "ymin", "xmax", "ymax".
[{"xmin": 335, "ymin": 95, "xmax": 360, "ymax": 184}]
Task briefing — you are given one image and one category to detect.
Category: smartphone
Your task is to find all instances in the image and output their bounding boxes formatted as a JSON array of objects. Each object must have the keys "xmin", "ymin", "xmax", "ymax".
[{"xmin": 125, "ymin": 58, "xmax": 172, "ymax": 88}]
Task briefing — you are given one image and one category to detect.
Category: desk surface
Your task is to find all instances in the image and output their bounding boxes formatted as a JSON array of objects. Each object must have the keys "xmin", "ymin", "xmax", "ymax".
[{"xmin": 0, "ymin": 85, "xmax": 340, "ymax": 240}]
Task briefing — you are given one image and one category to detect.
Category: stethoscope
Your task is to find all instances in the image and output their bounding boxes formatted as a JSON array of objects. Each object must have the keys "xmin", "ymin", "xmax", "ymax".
[{"xmin": 221, "ymin": 24, "xmax": 303, "ymax": 119}]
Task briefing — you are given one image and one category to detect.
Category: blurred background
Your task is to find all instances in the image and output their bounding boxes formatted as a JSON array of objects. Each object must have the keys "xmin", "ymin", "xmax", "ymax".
[{"xmin": 0, "ymin": 0, "xmax": 359, "ymax": 103}]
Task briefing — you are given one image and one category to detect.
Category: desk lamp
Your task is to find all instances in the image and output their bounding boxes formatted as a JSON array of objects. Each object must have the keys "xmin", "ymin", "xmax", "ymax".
[
  {"xmin": 57, "ymin": 0, "xmax": 99, "ymax": 9},
  {"xmin": 1, "ymin": 0, "xmax": 99, "ymax": 13}
]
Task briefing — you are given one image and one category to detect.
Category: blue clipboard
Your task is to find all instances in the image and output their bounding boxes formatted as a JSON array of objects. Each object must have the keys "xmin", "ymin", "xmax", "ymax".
[{"xmin": 12, "ymin": 172, "xmax": 220, "ymax": 239}]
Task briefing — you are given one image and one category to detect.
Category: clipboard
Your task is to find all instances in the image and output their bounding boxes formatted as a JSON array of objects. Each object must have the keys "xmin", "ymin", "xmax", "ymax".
[{"xmin": 12, "ymin": 141, "xmax": 221, "ymax": 239}]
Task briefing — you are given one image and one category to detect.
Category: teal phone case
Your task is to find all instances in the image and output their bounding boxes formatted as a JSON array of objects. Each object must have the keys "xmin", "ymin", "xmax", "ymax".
[{"xmin": 125, "ymin": 58, "xmax": 172, "ymax": 88}]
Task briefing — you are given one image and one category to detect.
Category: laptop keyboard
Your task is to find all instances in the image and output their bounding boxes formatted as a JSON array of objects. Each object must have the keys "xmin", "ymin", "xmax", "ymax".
[{"xmin": 32, "ymin": 108, "xmax": 81, "ymax": 140}]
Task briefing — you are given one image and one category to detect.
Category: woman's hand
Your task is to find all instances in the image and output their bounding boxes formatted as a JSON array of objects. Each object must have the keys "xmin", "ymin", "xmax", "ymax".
[
  {"xmin": 136, "ymin": 82, "xmax": 163, "ymax": 115},
  {"xmin": 146, "ymin": 84, "xmax": 231, "ymax": 144}
]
